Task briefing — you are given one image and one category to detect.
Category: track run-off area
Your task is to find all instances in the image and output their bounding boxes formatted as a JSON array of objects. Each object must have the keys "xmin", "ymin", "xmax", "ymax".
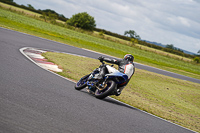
[{"xmin": 0, "ymin": 27, "xmax": 198, "ymax": 133}]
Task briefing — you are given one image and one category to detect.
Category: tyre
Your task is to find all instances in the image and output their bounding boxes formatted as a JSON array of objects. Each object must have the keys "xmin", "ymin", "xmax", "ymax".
[
  {"xmin": 95, "ymin": 79, "xmax": 116, "ymax": 99},
  {"xmin": 75, "ymin": 74, "xmax": 89, "ymax": 90}
]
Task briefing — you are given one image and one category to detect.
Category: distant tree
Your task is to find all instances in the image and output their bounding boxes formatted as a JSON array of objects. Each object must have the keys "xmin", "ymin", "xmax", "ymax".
[
  {"xmin": 42, "ymin": 9, "xmax": 57, "ymax": 15},
  {"xmin": 3, "ymin": 0, "xmax": 13, "ymax": 2},
  {"xmin": 193, "ymin": 57, "xmax": 200, "ymax": 63},
  {"xmin": 67, "ymin": 12, "xmax": 96, "ymax": 31},
  {"xmin": 197, "ymin": 50, "xmax": 200, "ymax": 57},
  {"xmin": 166, "ymin": 44, "xmax": 183, "ymax": 53},
  {"xmin": 27, "ymin": 4, "xmax": 35, "ymax": 9},
  {"xmin": 48, "ymin": 13, "xmax": 58, "ymax": 19},
  {"xmin": 58, "ymin": 14, "xmax": 68, "ymax": 21},
  {"xmin": 124, "ymin": 30, "xmax": 141, "ymax": 40},
  {"xmin": 166, "ymin": 44, "xmax": 174, "ymax": 49},
  {"xmin": 39, "ymin": 9, "xmax": 68, "ymax": 21}
]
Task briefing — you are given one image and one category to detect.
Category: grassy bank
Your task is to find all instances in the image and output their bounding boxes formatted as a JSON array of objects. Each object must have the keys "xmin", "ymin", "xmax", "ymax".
[
  {"xmin": 0, "ymin": 7, "xmax": 200, "ymax": 80},
  {"xmin": 0, "ymin": 3, "xmax": 199, "ymax": 132},
  {"xmin": 42, "ymin": 52, "xmax": 200, "ymax": 132}
]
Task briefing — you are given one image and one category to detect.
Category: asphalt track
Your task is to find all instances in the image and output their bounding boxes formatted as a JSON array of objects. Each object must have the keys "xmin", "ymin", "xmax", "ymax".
[{"xmin": 0, "ymin": 27, "xmax": 197, "ymax": 133}]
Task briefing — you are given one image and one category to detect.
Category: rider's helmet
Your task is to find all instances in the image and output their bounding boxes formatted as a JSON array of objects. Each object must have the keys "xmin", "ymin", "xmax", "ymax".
[{"xmin": 124, "ymin": 54, "xmax": 134, "ymax": 62}]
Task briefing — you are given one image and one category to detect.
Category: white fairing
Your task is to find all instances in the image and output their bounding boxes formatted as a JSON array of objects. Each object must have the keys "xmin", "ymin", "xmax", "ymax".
[
  {"xmin": 106, "ymin": 65, "xmax": 119, "ymax": 73},
  {"xmin": 124, "ymin": 64, "xmax": 134, "ymax": 79},
  {"xmin": 106, "ymin": 64, "xmax": 134, "ymax": 79}
]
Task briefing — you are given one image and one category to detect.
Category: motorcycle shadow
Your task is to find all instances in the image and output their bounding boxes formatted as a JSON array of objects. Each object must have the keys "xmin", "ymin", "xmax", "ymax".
[
  {"xmin": 80, "ymin": 89, "xmax": 138, "ymax": 111},
  {"xmin": 102, "ymin": 98, "xmax": 139, "ymax": 111}
]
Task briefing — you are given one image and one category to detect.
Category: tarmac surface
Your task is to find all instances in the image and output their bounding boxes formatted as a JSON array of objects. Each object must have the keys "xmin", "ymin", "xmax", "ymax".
[{"xmin": 0, "ymin": 27, "xmax": 197, "ymax": 133}]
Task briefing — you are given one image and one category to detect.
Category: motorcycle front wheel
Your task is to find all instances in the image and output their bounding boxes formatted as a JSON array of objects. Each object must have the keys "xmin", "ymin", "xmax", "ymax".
[
  {"xmin": 95, "ymin": 79, "xmax": 116, "ymax": 99},
  {"xmin": 75, "ymin": 74, "xmax": 89, "ymax": 90}
]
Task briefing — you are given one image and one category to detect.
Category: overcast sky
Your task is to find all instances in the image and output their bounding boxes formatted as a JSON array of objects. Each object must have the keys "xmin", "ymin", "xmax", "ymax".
[{"xmin": 14, "ymin": 0, "xmax": 200, "ymax": 54}]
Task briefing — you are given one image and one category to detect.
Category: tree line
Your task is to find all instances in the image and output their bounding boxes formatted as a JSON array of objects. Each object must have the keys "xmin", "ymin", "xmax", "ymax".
[
  {"xmin": 0, "ymin": 0, "xmax": 68, "ymax": 21},
  {"xmin": 1, "ymin": 0, "xmax": 199, "ymax": 63},
  {"xmin": 95, "ymin": 28, "xmax": 197, "ymax": 59}
]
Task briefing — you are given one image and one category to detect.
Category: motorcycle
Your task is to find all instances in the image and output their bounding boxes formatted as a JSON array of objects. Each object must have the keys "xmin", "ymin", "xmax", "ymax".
[{"xmin": 74, "ymin": 60, "xmax": 128, "ymax": 99}]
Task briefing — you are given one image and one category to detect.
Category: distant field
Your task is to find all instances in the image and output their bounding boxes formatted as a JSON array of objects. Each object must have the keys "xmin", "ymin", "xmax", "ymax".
[
  {"xmin": 0, "ymin": 5, "xmax": 199, "ymax": 80},
  {"xmin": 0, "ymin": 3, "xmax": 199, "ymax": 132},
  {"xmin": 98, "ymin": 32, "xmax": 192, "ymax": 62},
  {"xmin": 0, "ymin": 1, "xmax": 194, "ymax": 63},
  {"xmin": 0, "ymin": 2, "xmax": 41, "ymax": 17},
  {"xmin": 42, "ymin": 52, "xmax": 200, "ymax": 132}
]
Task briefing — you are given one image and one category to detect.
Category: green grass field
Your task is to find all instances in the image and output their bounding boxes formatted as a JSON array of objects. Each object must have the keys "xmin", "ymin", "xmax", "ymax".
[
  {"xmin": 96, "ymin": 31, "xmax": 193, "ymax": 62},
  {"xmin": 0, "ymin": 3, "xmax": 200, "ymax": 132},
  {"xmin": 0, "ymin": 6, "xmax": 199, "ymax": 80},
  {"xmin": 42, "ymin": 52, "xmax": 200, "ymax": 132},
  {"xmin": 0, "ymin": 2, "xmax": 41, "ymax": 17}
]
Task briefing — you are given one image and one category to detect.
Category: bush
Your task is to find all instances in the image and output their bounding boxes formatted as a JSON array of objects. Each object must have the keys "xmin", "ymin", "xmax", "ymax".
[
  {"xmin": 193, "ymin": 57, "xmax": 200, "ymax": 63},
  {"xmin": 99, "ymin": 31, "xmax": 105, "ymax": 36},
  {"xmin": 66, "ymin": 12, "xmax": 96, "ymax": 31}
]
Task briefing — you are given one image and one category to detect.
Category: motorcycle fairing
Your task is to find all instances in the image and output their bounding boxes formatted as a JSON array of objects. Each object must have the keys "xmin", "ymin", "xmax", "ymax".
[{"xmin": 105, "ymin": 71, "xmax": 128, "ymax": 84}]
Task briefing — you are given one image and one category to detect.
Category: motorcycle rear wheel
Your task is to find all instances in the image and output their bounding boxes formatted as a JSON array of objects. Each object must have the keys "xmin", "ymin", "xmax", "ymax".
[
  {"xmin": 75, "ymin": 74, "xmax": 89, "ymax": 90},
  {"xmin": 95, "ymin": 79, "xmax": 116, "ymax": 99}
]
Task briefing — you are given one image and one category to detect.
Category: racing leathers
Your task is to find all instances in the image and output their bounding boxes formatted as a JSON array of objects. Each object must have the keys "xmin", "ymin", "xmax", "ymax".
[{"xmin": 98, "ymin": 57, "xmax": 135, "ymax": 93}]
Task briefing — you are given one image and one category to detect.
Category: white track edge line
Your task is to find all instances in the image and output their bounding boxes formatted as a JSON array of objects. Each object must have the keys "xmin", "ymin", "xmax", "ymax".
[
  {"xmin": 82, "ymin": 48, "xmax": 197, "ymax": 80},
  {"xmin": 1, "ymin": 24, "xmax": 196, "ymax": 131},
  {"xmin": 1, "ymin": 27, "xmax": 197, "ymax": 82},
  {"xmin": 19, "ymin": 47, "xmax": 75, "ymax": 83},
  {"xmin": 19, "ymin": 47, "xmax": 196, "ymax": 133}
]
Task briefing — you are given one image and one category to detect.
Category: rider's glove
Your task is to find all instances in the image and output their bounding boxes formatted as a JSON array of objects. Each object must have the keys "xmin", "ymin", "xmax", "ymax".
[{"xmin": 98, "ymin": 56, "xmax": 104, "ymax": 62}]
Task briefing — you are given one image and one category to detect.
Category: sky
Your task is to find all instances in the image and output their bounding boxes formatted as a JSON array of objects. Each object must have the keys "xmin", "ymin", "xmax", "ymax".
[{"xmin": 14, "ymin": 0, "xmax": 200, "ymax": 54}]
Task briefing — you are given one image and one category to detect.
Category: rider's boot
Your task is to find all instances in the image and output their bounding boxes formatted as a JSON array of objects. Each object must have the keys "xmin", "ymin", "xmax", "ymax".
[
  {"xmin": 86, "ymin": 86, "xmax": 95, "ymax": 95},
  {"xmin": 114, "ymin": 88, "xmax": 121, "ymax": 96},
  {"xmin": 96, "ymin": 65, "xmax": 107, "ymax": 83}
]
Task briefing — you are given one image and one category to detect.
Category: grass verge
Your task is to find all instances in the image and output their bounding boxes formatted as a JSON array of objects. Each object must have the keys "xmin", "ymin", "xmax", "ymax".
[
  {"xmin": 43, "ymin": 52, "xmax": 200, "ymax": 132},
  {"xmin": 1, "ymin": 3, "xmax": 199, "ymax": 132},
  {"xmin": 0, "ymin": 7, "xmax": 200, "ymax": 80}
]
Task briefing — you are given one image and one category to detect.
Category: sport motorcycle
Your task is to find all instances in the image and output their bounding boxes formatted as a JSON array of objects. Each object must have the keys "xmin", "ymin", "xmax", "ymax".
[{"xmin": 74, "ymin": 60, "xmax": 128, "ymax": 99}]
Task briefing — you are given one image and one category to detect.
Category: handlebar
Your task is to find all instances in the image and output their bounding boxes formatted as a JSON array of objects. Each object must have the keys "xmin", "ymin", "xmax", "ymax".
[
  {"xmin": 100, "ymin": 60, "xmax": 105, "ymax": 64},
  {"xmin": 99, "ymin": 60, "xmax": 114, "ymax": 67}
]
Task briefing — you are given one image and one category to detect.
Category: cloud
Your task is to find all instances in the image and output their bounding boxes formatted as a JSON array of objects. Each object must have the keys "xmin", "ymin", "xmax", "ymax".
[{"xmin": 14, "ymin": 0, "xmax": 200, "ymax": 53}]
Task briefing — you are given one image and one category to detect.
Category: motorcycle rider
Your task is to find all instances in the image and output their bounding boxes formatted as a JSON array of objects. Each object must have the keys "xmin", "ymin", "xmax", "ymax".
[{"xmin": 92, "ymin": 54, "xmax": 135, "ymax": 96}]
